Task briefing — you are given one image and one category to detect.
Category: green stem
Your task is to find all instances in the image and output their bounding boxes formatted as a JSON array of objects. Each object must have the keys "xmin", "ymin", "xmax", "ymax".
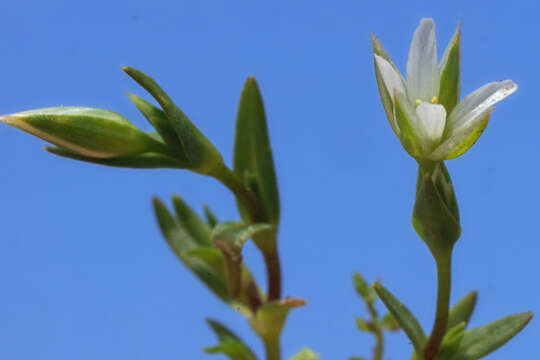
[
  {"xmin": 212, "ymin": 163, "xmax": 282, "ymax": 300},
  {"xmin": 423, "ymin": 252, "xmax": 452, "ymax": 360},
  {"xmin": 263, "ymin": 335, "xmax": 281, "ymax": 360},
  {"xmin": 366, "ymin": 302, "xmax": 383, "ymax": 360}
]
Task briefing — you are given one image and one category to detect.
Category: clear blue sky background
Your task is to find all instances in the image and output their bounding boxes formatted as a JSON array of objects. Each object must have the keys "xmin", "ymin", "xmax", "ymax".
[{"xmin": 0, "ymin": 1, "xmax": 537, "ymax": 359}]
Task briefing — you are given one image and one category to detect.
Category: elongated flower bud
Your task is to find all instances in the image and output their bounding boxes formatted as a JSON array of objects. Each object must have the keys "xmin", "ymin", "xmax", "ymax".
[{"xmin": 0, "ymin": 106, "xmax": 164, "ymax": 158}]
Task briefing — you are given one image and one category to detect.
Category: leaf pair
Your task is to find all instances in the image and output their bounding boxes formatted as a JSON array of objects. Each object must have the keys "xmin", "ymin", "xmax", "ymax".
[{"xmin": 374, "ymin": 283, "xmax": 532, "ymax": 359}]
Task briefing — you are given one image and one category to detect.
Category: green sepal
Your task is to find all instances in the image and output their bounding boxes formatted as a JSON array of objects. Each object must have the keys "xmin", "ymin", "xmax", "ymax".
[
  {"xmin": 442, "ymin": 109, "xmax": 492, "ymax": 160},
  {"xmin": 452, "ymin": 312, "xmax": 533, "ymax": 360},
  {"xmin": 0, "ymin": 107, "xmax": 164, "ymax": 158},
  {"xmin": 447, "ymin": 291, "xmax": 478, "ymax": 331},
  {"xmin": 371, "ymin": 33, "xmax": 401, "ymax": 135},
  {"xmin": 172, "ymin": 194, "xmax": 212, "ymax": 246},
  {"xmin": 233, "ymin": 76, "xmax": 280, "ymax": 225},
  {"xmin": 373, "ymin": 282, "xmax": 426, "ymax": 354},
  {"xmin": 204, "ymin": 318, "xmax": 257, "ymax": 360},
  {"xmin": 203, "ymin": 204, "xmax": 219, "ymax": 228},
  {"xmin": 122, "ymin": 66, "xmax": 223, "ymax": 175},
  {"xmin": 152, "ymin": 197, "xmax": 230, "ymax": 302},
  {"xmin": 211, "ymin": 221, "xmax": 274, "ymax": 298},
  {"xmin": 289, "ymin": 347, "xmax": 319, "ymax": 360},
  {"xmin": 413, "ymin": 162, "xmax": 460, "ymax": 260},
  {"xmin": 46, "ymin": 146, "xmax": 190, "ymax": 169},
  {"xmin": 348, "ymin": 357, "xmax": 367, "ymax": 360},
  {"xmin": 249, "ymin": 297, "xmax": 306, "ymax": 341},
  {"xmin": 438, "ymin": 22, "xmax": 461, "ymax": 114},
  {"xmin": 353, "ymin": 272, "xmax": 376, "ymax": 304},
  {"xmin": 434, "ymin": 322, "xmax": 466, "ymax": 360},
  {"xmin": 126, "ymin": 92, "xmax": 189, "ymax": 162},
  {"xmin": 394, "ymin": 91, "xmax": 423, "ymax": 158}
]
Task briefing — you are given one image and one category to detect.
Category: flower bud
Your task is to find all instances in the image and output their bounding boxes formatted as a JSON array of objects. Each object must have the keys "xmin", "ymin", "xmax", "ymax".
[{"xmin": 0, "ymin": 106, "xmax": 163, "ymax": 158}]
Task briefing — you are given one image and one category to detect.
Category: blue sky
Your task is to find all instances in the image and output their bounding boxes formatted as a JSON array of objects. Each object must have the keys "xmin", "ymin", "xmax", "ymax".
[{"xmin": 0, "ymin": 1, "xmax": 538, "ymax": 359}]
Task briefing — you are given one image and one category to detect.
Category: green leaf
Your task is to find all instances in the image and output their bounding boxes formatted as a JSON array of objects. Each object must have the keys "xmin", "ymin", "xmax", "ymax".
[
  {"xmin": 453, "ymin": 312, "xmax": 533, "ymax": 360},
  {"xmin": 46, "ymin": 146, "xmax": 189, "ymax": 169},
  {"xmin": 0, "ymin": 107, "xmax": 164, "ymax": 158},
  {"xmin": 373, "ymin": 282, "xmax": 426, "ymax": 353},
  {"xmin": 203, "ymin": 204, "xmax": 219, "ymax": 228},
  {"xmin": 204, "ymin": 319, "xmax": 257, "ymax": 360},
  {"xmin": 212, "ymin": 221, "xmax": 275, "ymax": 255},
  {"xmin": 126, "ymin": 92, "xmax": 189, "ymax": 161},
  {"xmin": 353, "ymin": 272, "xmax": 375, "ymax": 304},
  {"xmin": 250, "ymin": 297, "xmax": 306, "ymax": 340},
  {"xmin": 122, "ymin": 66, "xmax": 223, "ymax": 174},
  {"xmin": 355, "ymin": 317, "xmax": 373, "ymax": 332},
  {"xmin": 172, "ymin": 195, "xmax": 212, "ymax": 246},
  {"xmin": 448, "ymin": 291, "xmax": 478, "ymax": 331},
  {"xmin": 381, "ymin": 312, "xmax": 401, "ymax": 331},
  {"xmin": 211, "ymin": 221, "xmax": 274, "ymax": 298},
  {"xmin": 435, "ymin": 322, "xmax": 466, "ymax": 360},
  {"xmin": 413, "ymin": 163, "xmax": 461, "ymax": 260},
  {"xmin": 289, "ymin": 347, "xmax": 319, "ymax": 360},
  {"xmin": 153, "ymin": 198, "xmax": 230, "ymax": 302},
  {"xmin": 234, "ymin": 77, "xmax": 280, "ymax": 225}
]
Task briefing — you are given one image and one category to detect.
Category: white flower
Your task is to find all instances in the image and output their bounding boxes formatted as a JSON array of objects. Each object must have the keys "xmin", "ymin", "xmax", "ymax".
[{"xmin": 372, "ymin": 18, "xmax": 517, "ymax": 161}]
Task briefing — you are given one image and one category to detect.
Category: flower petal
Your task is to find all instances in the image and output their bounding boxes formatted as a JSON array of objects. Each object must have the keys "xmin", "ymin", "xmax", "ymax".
[
  {"xmin": 374, "ymin": 54, "xmax": 407, "ymax": 135},
  {"xmin": 375, "ymin": 54, "xmax": 407, "ymax": 99},
  {"xmin": 407, "ymin": 18, "xmax": 440, "ymax": 103},
  {"xmin": 416, "ymin": 102, "xmax": 447, "ymax": 146},
  {"xmin": 429, "ymin": 107, "xmax": 493, "ymax": 160},
  {"xmin": 448, "ymin": 80, "xmax": 517, "ymax": 130}
]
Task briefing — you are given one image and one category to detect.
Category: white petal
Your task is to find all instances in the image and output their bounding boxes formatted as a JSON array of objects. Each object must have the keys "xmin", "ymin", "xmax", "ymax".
[
  {"xmin": 430, "ymin": 107, "xmax": 493, "ymax": 160},
  {"xmin": 415, "ymin": 102, "xmax": 447, "ymax": 146},
  {"xmin": 448, "ymin": 80, "xmax": 517, "ymax": 130},
  {"xmin": 374, "ymin": 54, "xmax": 406, "ymax": 99},
  {"xmin": 406, "ymin": 18, "xmax": 440, "ymax": 102}
]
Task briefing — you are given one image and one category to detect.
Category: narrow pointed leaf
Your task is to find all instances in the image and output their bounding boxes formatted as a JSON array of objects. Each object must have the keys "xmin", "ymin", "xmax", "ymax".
[
  {"xmin": 123, "ymin": 66, "xmax": 223, "ymax": 174},
  {"xmin": 153, "ymin": 198, "xmax": 230, "ymax": 301},
  {"xmin": 448, "ymin": 291, "xmax": 478, "ymax": 331},
  {"xmin": 126, "ymin": 92, "xmax": 189, "ymax": 161},
  {"xmin": 205, "ymin": 319, "xmax": 257, "ymax": 360},
  {"xmin": 172, "ymin": 194, "xmax": 212, "ymax": 246},
  {"xmin": 234, "ymin": 77, "xmax": 280, "ymax": 224},
  {"xmin": 373, "ymin": 282, "xmax": 426, "ymax": 353},
  {"xmin": 435, "ymin": 322, "xmax": 466, "ymax": 360},
  {"xmin": 453, "ymin": 312, "xmax": 533, "ymax": 360},
  {"xmin": 0, "ymin": 107, "xmax": 163, "ymax": 158},
  {"xmin": 46, "ymin": 146, "xmax": 189, "ymax": 169},
  {"xmin": 289, "ymin": 347, "xmax": 319, "ymax": 360},
  {"xmin": 203, "ymin": 204, "xmax": 219, "ymax": 228},
  {"xmin": 439, "ymin": 23, "xmax": 461, "ymax": 114}
]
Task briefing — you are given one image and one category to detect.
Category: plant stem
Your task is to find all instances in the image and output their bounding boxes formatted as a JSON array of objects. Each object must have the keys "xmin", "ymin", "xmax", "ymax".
[
  {"xmin": 212, "ymin": 163, "xmax": 282, "ymax": 300},
  {"xmin": 366, "ymin": 302, "xmax": 383, "ymax": 360},
  {"xmin": 423, "ymin": 252, "xmax": 452, "ymax": 360},
  {"xmin": 263, "ymin": 335, "xmax": 281, "ymax": 360}
]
